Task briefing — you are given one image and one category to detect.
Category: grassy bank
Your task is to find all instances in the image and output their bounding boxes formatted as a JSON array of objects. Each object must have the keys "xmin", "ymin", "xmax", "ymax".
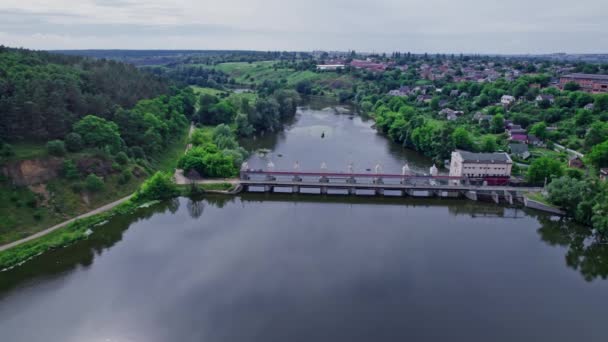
[
  {"xmin": 0, "ymin": 180, "xmax": 236, "ymax": 270},
  {"xmin": 0, "ymin": 197, "xmax": 148, "ymax": 271},
  {"xmin": 0, "ymin": 129, "xmax": 189, "ymax": 245}
]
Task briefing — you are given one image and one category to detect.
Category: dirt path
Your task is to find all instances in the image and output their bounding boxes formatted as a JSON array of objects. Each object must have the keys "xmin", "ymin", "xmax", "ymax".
[
  {"xmin": 0, "ymin": 124, "xmax": 199, "ymax": 253},
  {"xmin": 0, "ymin": 195, "xmax": 133, "ymax": 253}
]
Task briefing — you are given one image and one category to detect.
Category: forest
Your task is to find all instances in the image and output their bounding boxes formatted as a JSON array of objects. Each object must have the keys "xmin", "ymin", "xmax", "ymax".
[{"xmin": 0, "ymin": 46, "xmax": 169, "ymax": 141}]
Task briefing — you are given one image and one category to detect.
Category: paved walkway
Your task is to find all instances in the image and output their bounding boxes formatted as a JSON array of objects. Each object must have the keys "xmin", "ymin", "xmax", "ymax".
[{"xmin": 0, "ymin": 195, "xmax": 133, "ymax": 253}]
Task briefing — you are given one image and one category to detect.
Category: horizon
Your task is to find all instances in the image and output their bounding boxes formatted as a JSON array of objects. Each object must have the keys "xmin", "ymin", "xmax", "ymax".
[{"xmin": 1, "ymin": 0, "xmax": 607, "ymax": 54}]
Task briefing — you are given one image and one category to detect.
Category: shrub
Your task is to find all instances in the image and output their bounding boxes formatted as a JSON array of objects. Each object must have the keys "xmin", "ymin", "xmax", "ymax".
[
  {"xmin": 135, "ymin": 171, "xmax": 178, "ymax": 201},
  {"xmin": 0, "ymin": 142, "xmax": 14, "ymax": 157},
  {"xmin": 115, "ymin": 151, "xmax": 129, "ymax": 165},
  {"xmin": 46, "ymin": 140, "xmax": 66, "ymax": 156},
  {"xmin": 62, "ymin": 159, "xmax": 80, "ymax": 180},
  {"xmin": 130, "ymin": 146, "xmax": 146, "ymax": 160},
  {"xmin": 85, "ymin": 174, "xmax": 104, "ymax": 192},
  {"xmin": 118, "ymin": 169, "xmax": 132, "ymax": 185},
  {"xmin": 71, "ymin": 182, "xmax": 84, "ymax": 193},
  {"xmin": 65, "ymin": 133, "xmax": 83, "ymax": 152},
  {"xmin": 33, "ymin": 211, "xmax": 43, "ymax": 221}
]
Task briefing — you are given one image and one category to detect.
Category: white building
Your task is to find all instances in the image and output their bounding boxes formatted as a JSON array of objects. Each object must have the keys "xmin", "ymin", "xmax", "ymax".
[
  {"xmin": 316, "ymin": 64, "xmax": 345, "ymax": 71},
  {"xmin": 501, "ymin": 95, "xmax": 516, "ymax": 106},
  {"xmin": 449, "ymin": 151, "xmax": 512, "ymax": 178}
]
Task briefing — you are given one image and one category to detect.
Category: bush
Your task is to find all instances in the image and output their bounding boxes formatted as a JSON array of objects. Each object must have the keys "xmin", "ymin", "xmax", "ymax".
[
  {"xmin": 33, "ymin": 211, "xmax": 43, "ymax": 221},
  {"xmin": 65, "ymin": 133, "xmax": 83, "ymax": 152},
  {"xmin": 71, "ymin": 182, "xmax": 84, "ymax": 193},
  {"xmin": 0, "ymin": 142, "xmax": 14, "ymax": 157},
  {"xmin": 118, "ymin": 169, "xmax": 132, "ymax": 185},
  {"xmin": 115, "ymin": 151, "xmax": 129, "ymax": 165},
  {"xmin": 85, "ymin": 174, "xmax": 104, "ymax": 192},
  {"xmin": 135, "ymin": 171, "xmax": 178, "ymax": 201},
  {"xmin": 129, "ymin": 146, "xmax": 146, "ymax": 160},
  {"xmin": 46, "ymin": 140, "xmax": 66, "ymax": 156},
  {"xmin": 62, "ymin": 159, "xmax": 80, "ymax": 180}
]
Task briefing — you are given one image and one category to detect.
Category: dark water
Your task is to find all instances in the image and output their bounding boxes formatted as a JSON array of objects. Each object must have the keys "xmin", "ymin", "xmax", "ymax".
[{"xmin": 1, "ymin": 101, "xmax": 608, "ymax": 342}]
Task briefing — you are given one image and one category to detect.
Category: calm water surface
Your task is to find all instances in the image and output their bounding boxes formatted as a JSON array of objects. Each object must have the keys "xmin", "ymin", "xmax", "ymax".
[{"xmin": 1, "ymin": 100, "xmax": 607, "ymax": 342}]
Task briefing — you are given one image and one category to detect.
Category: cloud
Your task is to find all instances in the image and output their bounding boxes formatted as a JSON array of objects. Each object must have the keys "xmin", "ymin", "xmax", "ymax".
[{"xmin": 0, "ymin": 0, "xmax": 607, "ymax": 53}]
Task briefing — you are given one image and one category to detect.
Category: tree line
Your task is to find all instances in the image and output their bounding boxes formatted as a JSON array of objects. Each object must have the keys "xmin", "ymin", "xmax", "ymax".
[{"xmin": 0, "ymin": 46, "xmax": 168, "ymax": 142}]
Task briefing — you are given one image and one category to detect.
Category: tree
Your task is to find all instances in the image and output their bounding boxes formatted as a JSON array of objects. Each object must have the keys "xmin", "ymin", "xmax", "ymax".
[
  {"xmin": 235, "ymin": 113, "xmax": 254, "ymax": 137},
  {"xmin": 490, "ymin": 114, "xmax": 505, "ymax": 134},
  {"xmin": 46, "ymin": 140, "xmax": 66, "ymax": 156},
  {"xmin": 135, "ymin": 171, "xmax": 178, "ymax": 201},
  {"xmin": 574, "ymin": 109, "xmax": 593, "ymax": 127},
  {"xmin": 586, "ymin": 140, "xmax": 608, "ymax": 168},
  {"xmin": 526, "ymin": 156, "xmax": 564, "ymax": 184},
  {"xmin": 430, "ymin": 97, "xmax": 440, "ymax": 111},
  {"xmin": 547, "ymin": 176, "xmax": 589, "ymax": 213},
  {"xmin": 115, "ymin": 151, "xmax": 129, "ymax": 165},
  {"xmin": 73, "ymin": 115, "xmax": 122, "ymax": 151},
  {"xmin": 594, "ymin": 94, "xmax": 608, "ymax": 112},
  {"xmin": 584, "ymin": 122, "xmax": 608, "ymax": 149},
  {"xmin": 452, "ymin": 127, "xmax": 474, "ymax": 150},
  {"xmin": 564, "ymin": 81, "xmax": 580, "ymax": 91},
  {"xmin": 480, "ymin": 135, "xmax": 498, "ymax": 152},
  {"xmin": 62, "ymin": 159, "xmax": 80, "ymax": 180},
  {"xmin": 528, "ymin": 122, "xmax": 547, "ymax": 139},
  {"xmin": 85, "ymin": 174, "xmax": 104, "ymax": 192},
  {"xmin": 64, "ymin": 133, "xmax": 83, "ymax": 152},
  {"xmin": 295, "ymin": 80, "xmax": 312, "ymax": 95}
]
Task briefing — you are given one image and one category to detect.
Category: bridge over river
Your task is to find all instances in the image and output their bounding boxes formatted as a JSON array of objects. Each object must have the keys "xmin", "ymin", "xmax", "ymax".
[{"xmin": 238, "ymin": 169, "xmax": 543, "ymax": 205}]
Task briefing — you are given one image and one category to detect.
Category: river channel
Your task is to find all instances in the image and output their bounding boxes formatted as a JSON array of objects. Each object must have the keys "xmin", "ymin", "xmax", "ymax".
[{"xmin": 1, "ymin": 99, "xmax": 607, "ymax": 342}]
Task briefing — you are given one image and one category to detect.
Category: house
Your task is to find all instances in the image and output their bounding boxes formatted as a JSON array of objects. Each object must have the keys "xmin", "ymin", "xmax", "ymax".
[
  {"xmin": 388, "ymin": 86, "xmax": 411, "ymax": 97},
  {"xmin": 449, "ymin": 151, "xmax": 513, "ymax": 180},
  {"xmin": 416, "ymin": 95, "xmax": 433, "ymax": 103},
  {"xmin": 473, "ymin": 112, "xmax": 492, "ymax": 124},
  {"xmin": 527, "ymin": 134, "xmax": 543, "ymax": 147},
  {"xmin": 510, "ymin": 133, "xmax": 528, "ymax": 143},
  {"xmin": 316, "ymin": 64, "xmax": 345, "ymax": 71},
  {"xmin": 509, "ymin": 143, "xmax": 530, "ymax": 159},
  {"xmin": 584, "ymin": 103, "xmax": 595, "ymax": 111},
  {"xmin": 568, "ymin": 156, "xmax": 585, "ymax": 169},
  {"xmin": 560, "ymin": 73, "xmax": 608, "ymax": 93},
  {"xmin": 440, "ymin": 108, "xmax": 464, "ymax": 121},
  {"xmin": 536, "ymin": 94, "xmax": 555, "ymax": 104},
  {"xmin": 450, "ymin": 90, "xmax": 460, "ymax": 97},
  {"xmin": 600, "ymin": 168, "xmax": 608, "ymax": 181},
  {"xmin": 501, "ymin": 95, "xmax": 516, "ymax": 106}
]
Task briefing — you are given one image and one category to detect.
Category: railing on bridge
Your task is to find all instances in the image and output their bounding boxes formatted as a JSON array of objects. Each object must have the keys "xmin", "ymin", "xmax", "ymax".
[{"xmin": 240, "ymin": 169, "xmax": 511, "ymax": 187}]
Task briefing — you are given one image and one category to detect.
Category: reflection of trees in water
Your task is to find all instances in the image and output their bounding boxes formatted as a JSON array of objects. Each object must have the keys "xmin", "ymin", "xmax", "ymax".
[
  {"xmin": 186, "ymin": 195, "xmax": 237, "ymax": 219},
  {"xmin": 187, "ymin": 199, "xmax": 204, "ymax": 219},
  {"xmin": 537, "ymin": 216, "xmax": 608, "ymax": 282},
  {"xmin": 0, "ymin": 200, "xmax": 180, "ymax": 295}
]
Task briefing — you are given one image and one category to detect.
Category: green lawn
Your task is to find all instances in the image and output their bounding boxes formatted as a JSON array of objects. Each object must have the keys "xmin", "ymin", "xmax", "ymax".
[
  {"xmin": 526, "ymin": 192, "xmax": 553, "ymax": 206},
  {"xmin": 9, "ymin": 142, "xmax": 48, "ymax": 160},
  {"xmin": 191, "ymin": 86, "xmax": 227, "ymax": 97}
]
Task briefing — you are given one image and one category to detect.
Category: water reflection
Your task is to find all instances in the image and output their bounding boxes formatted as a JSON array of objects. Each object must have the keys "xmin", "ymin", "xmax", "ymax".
[
  {"xmin": 0, "ymin": 200, "xmax": 180, "ymax": 295},
  {"xmin": 537, "ymin": 215, "xmax": 608, "ymax": 281},
  {"xmin": 1, "ymin": 195, "xmax": 608, "ymax": 342}
]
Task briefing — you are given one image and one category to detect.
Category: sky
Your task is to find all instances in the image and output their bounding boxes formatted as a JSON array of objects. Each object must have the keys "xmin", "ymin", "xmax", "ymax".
[{"xmin": 1, "ymin": 0, "xmax": 607, "ymax": 53}]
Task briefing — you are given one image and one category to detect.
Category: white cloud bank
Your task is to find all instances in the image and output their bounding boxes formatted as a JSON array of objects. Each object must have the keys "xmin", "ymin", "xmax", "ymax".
[{"xmin": 0, "ymin": 0, "xmax": 607, "ymax": 53}]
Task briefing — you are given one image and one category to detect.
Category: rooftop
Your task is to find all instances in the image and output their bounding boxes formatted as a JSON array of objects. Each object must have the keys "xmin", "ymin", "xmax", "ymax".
[
  {"xmin": 456, "ymin": 151, "xmax": 512, "ymax": 163},
  {"xmin": 562, "ymin": 73, "xmax": 608, "ymax": 81}
]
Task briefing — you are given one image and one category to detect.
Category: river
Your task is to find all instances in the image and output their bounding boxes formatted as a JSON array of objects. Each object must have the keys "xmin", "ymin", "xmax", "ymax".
[{"xmin": 1, "ymin": 100, "xmax": 607, "ymax": 342}]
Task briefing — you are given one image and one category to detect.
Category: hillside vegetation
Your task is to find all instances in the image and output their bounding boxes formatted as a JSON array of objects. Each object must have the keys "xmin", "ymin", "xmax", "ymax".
[{"xmin": 0, "ymin": 46, "xmax": 168, "ymax": 141}]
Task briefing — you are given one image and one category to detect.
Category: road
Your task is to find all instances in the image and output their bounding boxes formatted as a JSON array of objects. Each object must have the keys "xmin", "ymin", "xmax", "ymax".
[{"xmin": 0, "ymin": 195, "xmax": 133, "ymax": 253}]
